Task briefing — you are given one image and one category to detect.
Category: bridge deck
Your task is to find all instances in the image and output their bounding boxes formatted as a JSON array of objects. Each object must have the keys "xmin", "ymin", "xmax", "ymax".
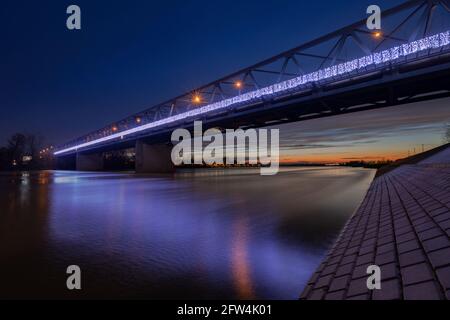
[{"xmin": 300, "ymin": 146, "xmax": 450, "ymax": 300}]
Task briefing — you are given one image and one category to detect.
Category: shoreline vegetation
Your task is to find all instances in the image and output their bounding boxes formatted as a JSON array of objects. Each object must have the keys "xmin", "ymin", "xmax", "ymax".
[{"xmin": 1, "ymin": 132, "xmax": 448, "ymax": 173}]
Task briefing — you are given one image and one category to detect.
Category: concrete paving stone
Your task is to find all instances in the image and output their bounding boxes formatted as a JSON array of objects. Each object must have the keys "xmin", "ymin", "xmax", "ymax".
[
  {"xmin": 327, "ymin": 255, "xmax": 341, "ymax": 266},
  {"xmin": 430, "ymin": 206, "xmax": 450, "ymax": 217},
  {"xmin": 428, "ymin": 247, "xmax": 450, "ymax": 268},
  {"xmin": 397, "ymin": 239, "xmax": 421, "ymax": 254},
  {"xmin": 347, "ymin": 239, "xmax": 362, "ymax": 249},
  {"xmin": 394, "ymin": 217, "xmax": 410, "ymax": 228},
  {"xmin": 325, "ymin": 290, "xmax": 345, "ymax": 300},
  {"xmin": 316, "ymin": 262, "xmax": 326, "ymax": 272},
  {"xmin": 321, "ymin": 263, "xmax": 339, "ymax": 277},
  {"xmin": 410, "ymin": 211, "xmax": 426, "ymax": 221},
  {"xmin": 356, "ymin": 253, "xmax": 374, "ymax": 266},
  {"xmin": 378, "ymin": 224, "xmax": 393, "ymax": 233},
  {"xmin": 347, "ymin": 278, "xmax": 370, "ymax": 297},
  {"xmin": 309, "ymin": 288, "xmax": 326, "ymax": 300},
  {"xmin": 424, "ymin": 203, "xmax": 445, "ymax": 213},
  {"xmin": 314, "ymin": 274, "xmax": 333, "ymax": 289},
  {"xmin": 401, "ymin": 262, "xmax": 434, "ymax": 286},
  {"xmin": 363, "ymin": 232, "xmax": 378, "ymax": 241},
  {"xmin": 435, "ymin": 211, "xmax": 450, "ymax": 223},
  {"xmin": 344, "ymin": 245, "xmax": 360, "ymax": 256},
  {"xmin": 378, "ymin": 230, "xmax": 394, "ymax": 239},
  {"xmin": 330, "ymin": 248, "xmax": 346, "ymax": 259},
  {"xmin": 308, "ymin": 272, "xmax": 320, "ymax": 284},
  {"xmin": 329, "ymin": 275, "xmax": 350, "ymax": 292},
  {"xmin": 396, "ymin": 225, "xmax": 415, "ymax": 237},
  {"xmin": 381, "ymin": 262, "xmax": 398, "ymax": 280},
  {"xmin": 377, "ymin": 242, "xmax": 396, "ymax": 254},
  {"xmin": 436, "ymin": 266, "xmax": 450, "ymax": 289},
  {"xmin": 422, "ymin": 235, "xmax": 450, "ymax": 253},
  {"xmin": 378, "ymin": 225, "xmax": 394, "ymax": 236},
  {"xmin": 359, "ymin": 245, "xmax": 375, "ymax": 256},
  {"xmin": 335, "ymin": 263, "xmax": 354, "ymax": 277},
  {"xmin": 412, "ymin": 216, "xmax": 432, "ymax": 226},
  {"xmin": 415, "ymin": 221, "xmax": 437, "ymax": 232},
  {"xmin": 307, "ymin": 272, "xmax": 320, "ymax": 284},
  {"xmin": 300, "ymin": 285, "xmax": 312, "ymax": 299},
  {"xmin": 376, "ymin": 251, "xmax": 397, "ymax": 265},
  {"xmin": 403, "ymin": 281, "xmax": 443, "ymax": 300},
  {"xmin": 373, "ymin": 278, "xmax": 402, "ymax": 300},
  {"xmin": 352, "ymin": 264, "xmax": 372, "ymax": 280},
  {"xmin": 341, "ymin": 254, "xmax": 357, "ymax": 266},
  {"xmin": 351, "ymin": 234, "xmax": 365, "ymax": 242},
  {"xmin": 418, "ymin": 227, "xmax": 445, "ymax": 241},
  {"xmin": 361, "ymin": 238, "xmax": 376, "ymax": 248},
  {"xmin": 379, "ymin": 220, "xmax": 392, "ymax": 228},
  {"xmin": 396, "ymin": 232, "xmax": 416, "ymax": 244},
  {"xmin": 399, "ymin": 249, "xmax": 427, "ymax": 267},
  {"xmin": 364, "ymin": 231, "xmax": 378, "ymax": 240},
  {"xmin": 340, "ymin": 235, "xmax": 352, "ymax": 243},
  {"xmin": 366, "ymin": 226, "xmax": 377, "ymax": 234},
  {"xmin": 377, "ymin": 235, "xmax": 394, "ymax": 246},
  {"xmin": 442, "ymin": 219, "xmax": 450, "ymax": 230}
]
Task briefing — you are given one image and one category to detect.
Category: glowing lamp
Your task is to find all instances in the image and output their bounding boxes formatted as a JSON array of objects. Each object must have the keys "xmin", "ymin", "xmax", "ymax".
[{"xmin": 193, "ymin": 94, "xmax": 201, "ymax": 104}]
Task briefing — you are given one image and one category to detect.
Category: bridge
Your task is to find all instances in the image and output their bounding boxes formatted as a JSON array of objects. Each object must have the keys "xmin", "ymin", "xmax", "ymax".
[{"xmin": 54, "ymin": 0, "xmax": 450, "ymax": 172}]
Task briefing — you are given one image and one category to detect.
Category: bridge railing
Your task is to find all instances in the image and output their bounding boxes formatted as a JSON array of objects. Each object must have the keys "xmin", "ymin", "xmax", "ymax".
[{"xmin": 55, "ymin": 0, "xmax": 450, "ymax": 155}]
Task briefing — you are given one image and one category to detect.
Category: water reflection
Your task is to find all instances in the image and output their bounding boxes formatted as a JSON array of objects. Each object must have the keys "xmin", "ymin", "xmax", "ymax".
[
  {"xmin": 0, "ymin": 167, "xmax": 374, "ymax": 299},
  {"xmin": 231, "ymin": 217, "xmax": 255, "ymax": 299}
]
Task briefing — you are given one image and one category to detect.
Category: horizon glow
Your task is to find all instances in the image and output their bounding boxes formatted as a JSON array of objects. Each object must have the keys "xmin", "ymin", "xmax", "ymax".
[{"xmin": 55, "ymin": 30, "xmax": 450, "ymax": 156}]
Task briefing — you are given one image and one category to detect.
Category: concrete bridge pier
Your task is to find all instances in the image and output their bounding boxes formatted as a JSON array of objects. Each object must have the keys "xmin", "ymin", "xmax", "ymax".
[
  {"xmin": 135, "ymin": 140, "xmax": 175, "ymax": 173},
  {"xmin": 76, "ymin": 152, "xmax": 104, "ymax": 171}
]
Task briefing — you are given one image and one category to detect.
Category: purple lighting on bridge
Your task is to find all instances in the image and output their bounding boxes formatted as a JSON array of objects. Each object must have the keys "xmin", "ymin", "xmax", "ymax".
[{"xmin": 54, "ymin": 31, "xmax": 450, "ymax": 156}]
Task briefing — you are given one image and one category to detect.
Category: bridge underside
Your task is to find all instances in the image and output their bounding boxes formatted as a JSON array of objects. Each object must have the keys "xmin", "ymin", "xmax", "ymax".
[
  {"xmin": 59, "ymin": 140, "xmax": 174, "ymax": 173},
  {"xmin": 57, "ymin": 56, "xmax": 450, "ymax": 173},
  {"xmin": 135, "ymin": 140, "xmax": 174, "ymax": 173}
]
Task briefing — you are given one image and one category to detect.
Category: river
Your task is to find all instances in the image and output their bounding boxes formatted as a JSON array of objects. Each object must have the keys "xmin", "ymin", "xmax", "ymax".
[{"xmin": 0, "ymin": 167, "xmax": 374, "ymax": 299}]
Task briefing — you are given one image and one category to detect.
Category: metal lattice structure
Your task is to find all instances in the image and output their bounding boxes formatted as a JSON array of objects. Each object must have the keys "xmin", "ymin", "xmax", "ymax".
[{"xmin": 55, "ymin": 0, "xmax": 450, "ymax": 155}]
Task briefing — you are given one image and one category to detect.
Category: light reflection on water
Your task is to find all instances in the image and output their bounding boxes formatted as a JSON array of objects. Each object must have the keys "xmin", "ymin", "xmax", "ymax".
[{"xmin": 0, "ymin": 167, "xmax": 374, "ymax": 299}]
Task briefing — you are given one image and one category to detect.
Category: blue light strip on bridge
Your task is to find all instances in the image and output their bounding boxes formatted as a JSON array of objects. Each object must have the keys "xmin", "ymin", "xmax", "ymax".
[{"xmin": 55, "ymin": 31, "xmax": 450, "ymax": 155}]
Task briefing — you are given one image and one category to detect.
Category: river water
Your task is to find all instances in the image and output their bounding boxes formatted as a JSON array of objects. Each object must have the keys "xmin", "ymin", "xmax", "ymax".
[{"xmin": 0, "ymin": 167, "xmax": 374, "ymax": 299}]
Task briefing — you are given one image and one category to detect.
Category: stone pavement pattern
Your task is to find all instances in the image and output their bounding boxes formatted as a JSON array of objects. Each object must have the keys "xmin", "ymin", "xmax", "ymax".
[{"xmin": 300, "ymin": 146, "xmax": 450, "ymax": 300}]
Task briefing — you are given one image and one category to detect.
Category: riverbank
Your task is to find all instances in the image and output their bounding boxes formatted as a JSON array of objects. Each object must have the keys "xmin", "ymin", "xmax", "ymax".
[{"xmin": 300, "ymin": 144, "xmax": 450, "ymax": 300}]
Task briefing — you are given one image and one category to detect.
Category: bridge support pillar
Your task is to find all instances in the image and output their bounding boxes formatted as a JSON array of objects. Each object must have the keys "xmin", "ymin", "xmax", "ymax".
[
  {"xmin": 135, "ymin": 140, "xmax": 175, "ymax": 173},
  {"xmin": 76, "ymin": 152, "xmax": 104, "ymax": 171}
]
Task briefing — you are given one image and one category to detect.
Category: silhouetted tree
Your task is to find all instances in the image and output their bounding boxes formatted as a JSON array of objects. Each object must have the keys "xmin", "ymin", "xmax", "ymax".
[
  {"xmin": 25, "ymin": 134, "xmax": 45, "ymax": 168},
  {"xmin": 0, "ymin": 133, "xmax": 48, "ymax": 170},
  {"xmin": 7, "ymin": 133, "xmax": 26, "ymax": 165}
]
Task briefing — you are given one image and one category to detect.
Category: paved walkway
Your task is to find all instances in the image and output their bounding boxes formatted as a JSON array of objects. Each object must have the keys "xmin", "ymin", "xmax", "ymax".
[{"xmin": 300, "ymin": 146, "xmax": 450, "ymax": 300}]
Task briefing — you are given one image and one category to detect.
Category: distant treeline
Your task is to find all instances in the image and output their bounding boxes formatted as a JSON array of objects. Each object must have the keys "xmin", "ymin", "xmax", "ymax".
[
  {"xmin": 0, "ymin": 133, "xmax": 137, "ymax": 172},
  {"xmin": 339, "ymin": 160, "xmax": 394, "ymax": 169},
  {"xmin": 0, "ymin": 133, "xmax": 54, "ymax": 171}
]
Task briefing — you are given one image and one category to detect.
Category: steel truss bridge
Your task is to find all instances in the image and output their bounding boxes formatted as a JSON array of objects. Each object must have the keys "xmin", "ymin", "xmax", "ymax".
[{"xmin": 55, "ymin": 0, "xmax": 450, "ymax": 164}]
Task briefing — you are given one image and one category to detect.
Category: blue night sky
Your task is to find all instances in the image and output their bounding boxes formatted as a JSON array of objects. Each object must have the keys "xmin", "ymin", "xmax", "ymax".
[{"xmin": 1, "ymin": 0, "xmax": 449, "ymax": 161}]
